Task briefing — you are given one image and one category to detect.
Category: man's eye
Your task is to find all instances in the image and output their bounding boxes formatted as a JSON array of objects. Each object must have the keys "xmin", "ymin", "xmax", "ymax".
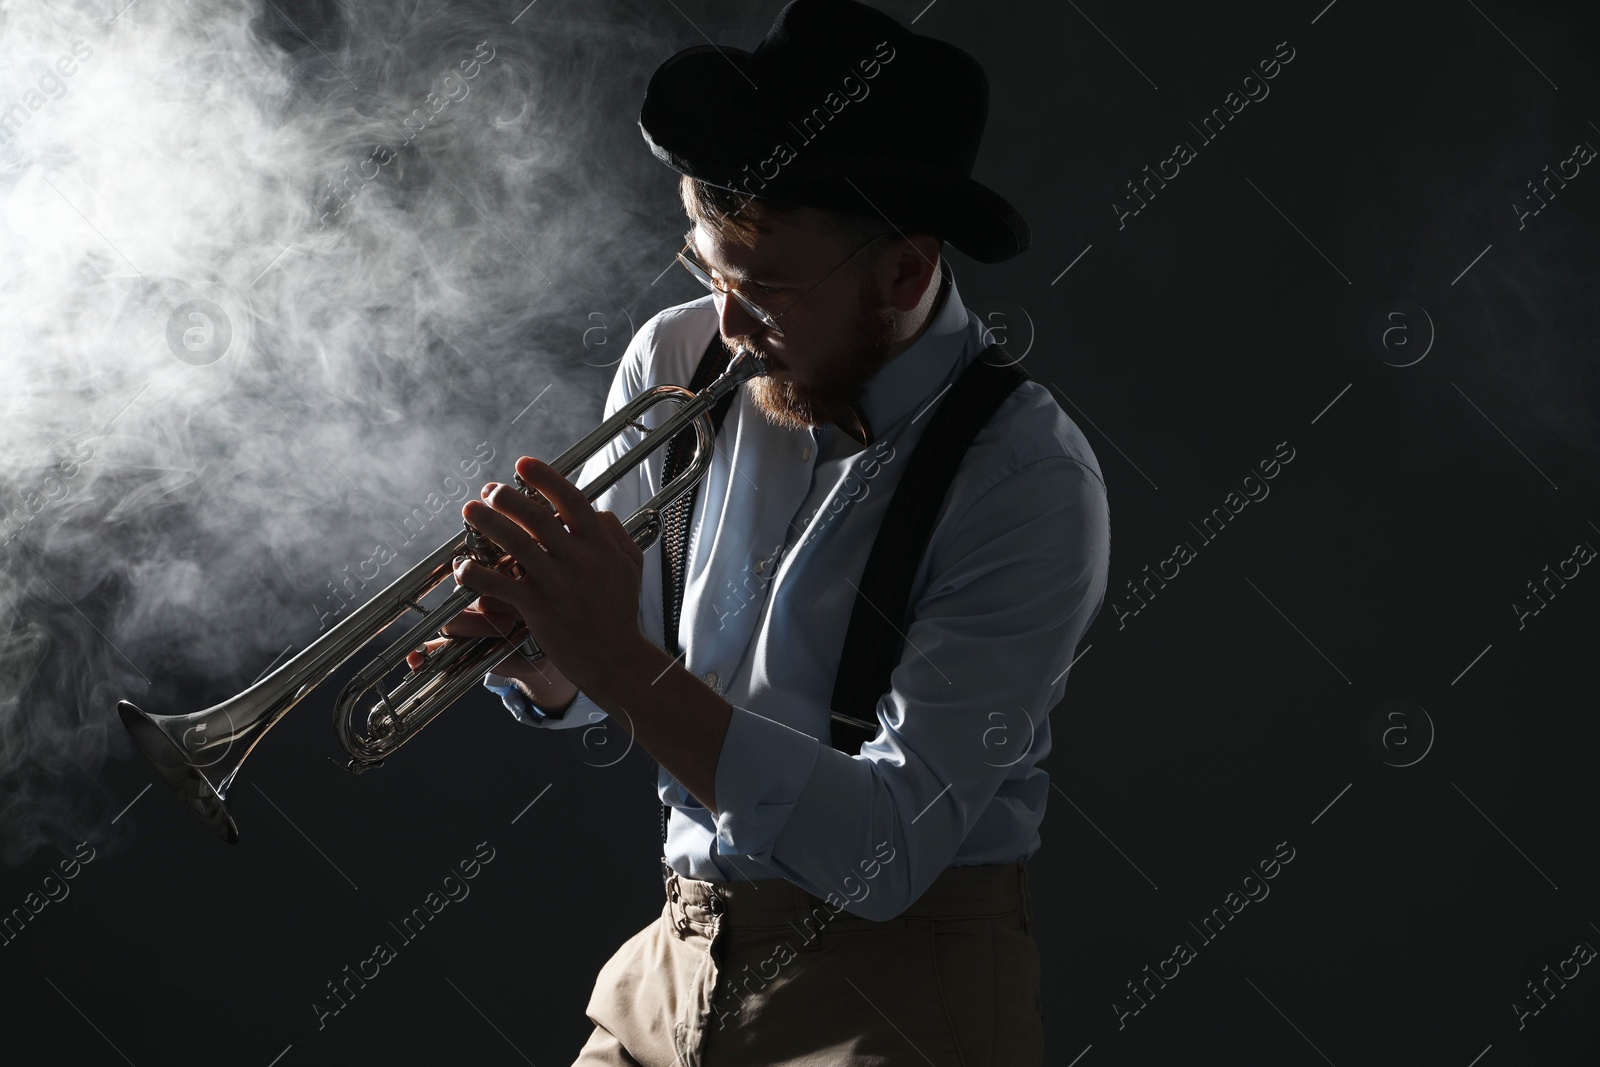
[{"xmin": 754, "ymin": 284, "xmax": 784, "ymax": 296}]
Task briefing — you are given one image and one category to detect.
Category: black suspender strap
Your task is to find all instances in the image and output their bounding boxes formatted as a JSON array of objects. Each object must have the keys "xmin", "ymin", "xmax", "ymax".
[
  {"xmin": 659, "ymin": 334, "xmax": 738, "ymax": 662},
  {"xmin": 827, "ymin": 348, "xmax": 1031, "ymax": 755},
  {"xmin": 653, "ymin": 338, "xmax": 1030, "ymax": 856}
]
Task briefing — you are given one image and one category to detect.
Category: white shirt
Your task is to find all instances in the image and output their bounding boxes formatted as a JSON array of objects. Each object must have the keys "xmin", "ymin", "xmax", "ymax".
[{"xmin": 485, "ymin": 262, "xmax": 1110, "ymax": 920}]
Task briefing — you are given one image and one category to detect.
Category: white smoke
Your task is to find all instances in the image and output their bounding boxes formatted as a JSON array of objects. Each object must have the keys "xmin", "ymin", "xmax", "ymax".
[{"xmin": 0, "ymin": 0, "xmax": 691, "ymax": 863}]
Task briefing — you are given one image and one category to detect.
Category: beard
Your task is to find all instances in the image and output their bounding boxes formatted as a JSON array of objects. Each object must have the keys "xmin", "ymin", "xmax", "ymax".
[{"xmin": 739, "ymin": 282, "xmax": 898, "ymax": 437}]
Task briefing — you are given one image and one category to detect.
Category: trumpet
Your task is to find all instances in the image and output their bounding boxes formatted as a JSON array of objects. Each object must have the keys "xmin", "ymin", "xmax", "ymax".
[{"xmin": 118, "ymin": 346, "xmax": 769, "ymax": 843}]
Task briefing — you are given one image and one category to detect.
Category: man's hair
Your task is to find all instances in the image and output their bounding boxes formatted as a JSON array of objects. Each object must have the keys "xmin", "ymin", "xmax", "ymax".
[{"xmin": 679, "ymin": 174, "xmax": 903, "ymax": 253}]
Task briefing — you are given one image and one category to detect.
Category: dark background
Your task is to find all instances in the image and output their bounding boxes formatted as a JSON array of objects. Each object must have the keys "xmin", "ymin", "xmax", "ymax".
[{"xmin": 5, "ymin": 1, "xmax": 1599, "ymax": 1064}]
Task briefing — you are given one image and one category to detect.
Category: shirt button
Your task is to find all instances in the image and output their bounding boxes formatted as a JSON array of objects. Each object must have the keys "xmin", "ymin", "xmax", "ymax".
[
  {"xmin": 754, "ymin": 559, "xmax": 768, "ymax": 575},
  {"xmin": 703, "ymin": 670, "xmax": 719, "ymax": 689},
  {"xmin": 802, "ymin": 445, "xmax": 813, "ymax": 462}
]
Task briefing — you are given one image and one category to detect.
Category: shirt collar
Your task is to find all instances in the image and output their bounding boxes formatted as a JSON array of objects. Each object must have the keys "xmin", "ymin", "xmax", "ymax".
[{"xmin": 834, "ymin": 257, "xmax": 969, "ymax": 448}]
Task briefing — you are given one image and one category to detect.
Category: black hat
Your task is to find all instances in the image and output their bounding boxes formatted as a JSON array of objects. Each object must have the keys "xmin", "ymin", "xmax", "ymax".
[{"xmin": 638, "ymin": 0, "xmax": 1029, "ymax": 263}]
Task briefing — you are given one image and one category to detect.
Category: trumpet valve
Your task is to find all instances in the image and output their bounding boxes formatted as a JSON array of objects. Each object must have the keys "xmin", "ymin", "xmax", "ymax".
[
  {"xmin": 511, "ymin": 473, "xmax": 558, "ymax": 514},
  {"xmin": 459, "ymin": 521, "xmax": 503, "ymax": 566}
]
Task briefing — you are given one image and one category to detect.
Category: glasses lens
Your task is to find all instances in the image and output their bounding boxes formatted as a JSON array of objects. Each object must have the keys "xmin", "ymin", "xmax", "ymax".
[
  {"xmin": 678, "ymin": 252, "xmax": 714, "ymax": 290},
  {"xmin": 733, "ymin": 291, "xmax": 782, "ymax": 333},
  {"xmin": 678, "ymin": 250, "xmax": 785, "ymax": 335}
]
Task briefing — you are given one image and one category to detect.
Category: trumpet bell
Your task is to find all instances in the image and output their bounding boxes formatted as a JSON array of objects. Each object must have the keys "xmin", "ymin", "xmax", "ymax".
[{"xmin": 118, "ymin": 699, "xmax": 241, "ymax": 842}]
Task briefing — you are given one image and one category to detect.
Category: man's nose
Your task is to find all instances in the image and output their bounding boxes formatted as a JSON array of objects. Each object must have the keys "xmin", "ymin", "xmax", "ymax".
[{"xmin": 716, "ymin": 290, "xmax": 765, "ymax": 340}]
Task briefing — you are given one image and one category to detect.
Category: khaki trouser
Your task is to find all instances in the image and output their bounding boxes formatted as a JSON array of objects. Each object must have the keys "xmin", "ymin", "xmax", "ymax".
[{"xmin": 573, "ymin": 860, "xmax": 1043, "ymax": 1066}]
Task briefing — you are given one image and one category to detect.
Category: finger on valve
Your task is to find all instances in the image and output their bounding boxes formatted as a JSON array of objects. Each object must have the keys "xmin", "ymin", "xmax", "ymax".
[
  {"xmin": 405, "ymin": 637, "xmax": 449, "ymax": 672},
  {"xmin": 404, "ymin": 607, "xmax": 517, "ymax": 672}
]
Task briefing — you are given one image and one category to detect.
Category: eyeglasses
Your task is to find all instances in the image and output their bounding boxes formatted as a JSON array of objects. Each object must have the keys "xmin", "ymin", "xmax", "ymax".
[{"xmin": 675, "ymin": 231, "xmax": 891, "ymax": 337}]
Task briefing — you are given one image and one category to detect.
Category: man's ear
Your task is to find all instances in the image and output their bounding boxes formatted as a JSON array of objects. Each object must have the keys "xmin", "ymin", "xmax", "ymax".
[{"xmin": 885, "ymin": 232, "xmax": 942, "ymax": 313}]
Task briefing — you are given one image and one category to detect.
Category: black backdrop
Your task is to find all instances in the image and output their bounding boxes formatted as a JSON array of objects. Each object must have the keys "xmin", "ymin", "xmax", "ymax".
[{"xmin": 4, "ymin": 1, "xmax": 1599, "ymax": 1065}]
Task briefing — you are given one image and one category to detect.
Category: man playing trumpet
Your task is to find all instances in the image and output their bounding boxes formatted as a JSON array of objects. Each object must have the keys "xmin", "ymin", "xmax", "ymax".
[{"xmin": 410, "ymin": 2, "xmax": 1109, "ymax": 1063}]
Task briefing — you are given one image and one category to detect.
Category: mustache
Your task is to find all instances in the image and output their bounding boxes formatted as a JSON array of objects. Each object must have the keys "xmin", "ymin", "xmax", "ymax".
[{"xmin": 730, "ymin": 340, "xmax": 783, "ymax": 370}]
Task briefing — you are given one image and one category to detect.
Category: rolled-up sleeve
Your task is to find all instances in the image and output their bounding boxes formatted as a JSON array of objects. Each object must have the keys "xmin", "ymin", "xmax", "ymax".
[{"xmin": 712, "ymin": 456, "xmax": 1110, "ymax": 920}]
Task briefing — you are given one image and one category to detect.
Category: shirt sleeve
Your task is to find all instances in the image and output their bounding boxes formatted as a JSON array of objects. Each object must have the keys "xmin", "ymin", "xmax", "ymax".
[
  {"xmin": 711, "ymin": 456, "xmax": 1111, "ymax": 921},
  {"xmin": 483, "ymin": 672, "xmax": 607, "ymax": 731},
  {"xmin": 480, "ymin": 316, "xmax": 657, "ymax": 729}
]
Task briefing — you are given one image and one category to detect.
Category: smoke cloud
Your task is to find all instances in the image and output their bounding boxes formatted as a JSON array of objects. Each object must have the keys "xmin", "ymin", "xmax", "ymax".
[{"xmin": 0, "ymin": 0, "xmax": 691, "ymax": 863}]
